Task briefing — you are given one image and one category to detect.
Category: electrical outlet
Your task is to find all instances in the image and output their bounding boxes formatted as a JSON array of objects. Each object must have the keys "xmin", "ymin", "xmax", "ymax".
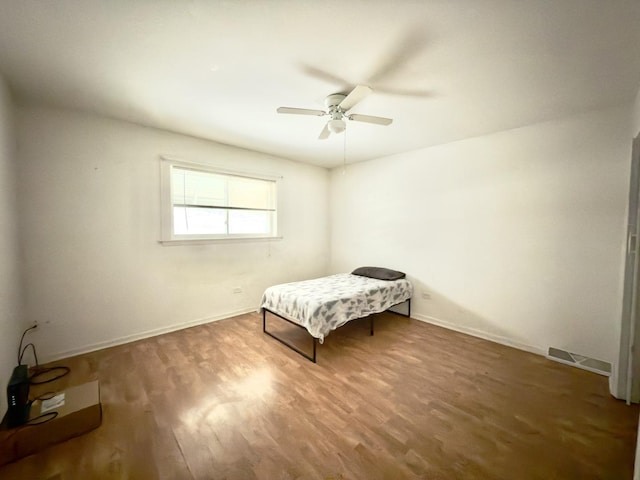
[
  {"xmin": 233, "ymin": 287, "xmax": 243, "ymax": 294},
  {"xmin": 421, "ymin": 292, "xmax": 431, "ymax": 300}
]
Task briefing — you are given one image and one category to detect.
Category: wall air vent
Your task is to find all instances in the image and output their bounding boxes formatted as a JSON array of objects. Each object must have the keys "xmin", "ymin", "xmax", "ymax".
[{"xmin": 547, "ymin": 347, "xmax": 611, "ymax": 376}]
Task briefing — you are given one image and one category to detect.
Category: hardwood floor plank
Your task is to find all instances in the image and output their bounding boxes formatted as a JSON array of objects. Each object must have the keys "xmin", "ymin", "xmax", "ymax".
[{"xmin": 0, "ymin": 312, "xmax": 637, "ymax": 479}]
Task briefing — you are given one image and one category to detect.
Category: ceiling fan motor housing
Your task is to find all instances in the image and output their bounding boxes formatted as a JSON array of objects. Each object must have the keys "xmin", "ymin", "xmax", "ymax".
[{"xmin": 325, "ymin": 94, "xmax": 346, "ymax": 109}]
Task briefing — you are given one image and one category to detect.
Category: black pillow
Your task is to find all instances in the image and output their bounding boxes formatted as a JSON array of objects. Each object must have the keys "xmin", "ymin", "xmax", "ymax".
[{"xmin": 351, "ymin": 266, "xmax": 406, "ymax": 281}]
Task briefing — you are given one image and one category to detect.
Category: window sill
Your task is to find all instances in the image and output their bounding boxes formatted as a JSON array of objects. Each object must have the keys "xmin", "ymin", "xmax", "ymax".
[{"xmin": 158, "ymin": 236, "xmax": 283, "ymax": 246}]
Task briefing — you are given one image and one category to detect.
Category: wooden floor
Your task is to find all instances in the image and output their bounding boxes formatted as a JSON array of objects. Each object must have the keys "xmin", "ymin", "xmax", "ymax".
[{"xmin": 0, "ymin": 312, "xmax": 637, "ymax": 479}]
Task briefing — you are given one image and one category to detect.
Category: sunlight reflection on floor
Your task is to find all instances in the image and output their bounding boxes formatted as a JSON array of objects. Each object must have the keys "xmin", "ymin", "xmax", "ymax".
[{"xmin": 180, "ymin": 367, "xmax": 275, "ymax": 431}]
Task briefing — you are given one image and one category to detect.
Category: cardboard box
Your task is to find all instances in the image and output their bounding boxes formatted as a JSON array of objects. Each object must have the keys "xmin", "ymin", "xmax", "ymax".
[{"xmin": 0, "ymin": 380, "xmax": 102, "ymax": 466}]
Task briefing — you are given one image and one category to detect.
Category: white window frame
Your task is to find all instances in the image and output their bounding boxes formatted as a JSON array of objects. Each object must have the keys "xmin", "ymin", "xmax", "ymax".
[{"xmin": 159, "ymin": 156, "xmax": 281, "ymax": 244}]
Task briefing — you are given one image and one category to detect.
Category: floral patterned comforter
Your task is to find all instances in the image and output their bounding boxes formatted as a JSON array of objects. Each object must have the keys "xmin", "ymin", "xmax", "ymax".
[{"xmin": 260, "ymin": 273, "xmax": 412, "ymax": 343}]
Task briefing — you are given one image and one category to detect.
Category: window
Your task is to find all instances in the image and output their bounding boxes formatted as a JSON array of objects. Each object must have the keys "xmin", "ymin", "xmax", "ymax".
[{"xmin": 160, "ymin": 158, "xmax": 278, "ymax": 242}]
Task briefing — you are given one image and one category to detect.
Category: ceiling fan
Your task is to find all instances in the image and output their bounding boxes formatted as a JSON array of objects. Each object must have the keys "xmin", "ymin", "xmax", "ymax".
[
  {"xmin": 277, "ymin": 85, "xmax": 392, "ymax": 140},
  {"xmin": 298, "ymin": 27, "xmax": 433, "ymax": 100}
]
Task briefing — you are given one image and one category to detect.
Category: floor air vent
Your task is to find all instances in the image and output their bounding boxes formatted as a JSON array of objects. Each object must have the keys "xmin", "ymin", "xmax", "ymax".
[{"xmin": 547, "ymin": 347, "xmax": 611, "ymax": 376}]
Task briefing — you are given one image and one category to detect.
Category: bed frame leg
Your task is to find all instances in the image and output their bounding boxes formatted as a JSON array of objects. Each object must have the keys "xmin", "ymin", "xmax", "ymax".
[
  {"xmin": 370, "ymin": 316, "xmax": 374, "ymax": 336},
  {"xmin": 263, "ymin": 308, "xmax": 318, "ymax": 363},
  {"xmin": 387, "ymin": 298, "xmax": 412, "ymax": 318},
  {"xmin": 312, "ymin": 337, "xmax": 317, "ymax": 363}
]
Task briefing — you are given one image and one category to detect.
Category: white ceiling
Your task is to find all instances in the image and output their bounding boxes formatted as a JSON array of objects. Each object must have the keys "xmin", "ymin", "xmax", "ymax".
[{"xmin": 0, "ymin": 1, "xmax": 639, "ymax": 168}]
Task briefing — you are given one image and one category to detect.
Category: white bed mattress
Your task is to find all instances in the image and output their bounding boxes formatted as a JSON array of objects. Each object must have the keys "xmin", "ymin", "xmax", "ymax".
[{"xmin": 260, "ymin": 273, "xmax": 412, "ymax": 343}]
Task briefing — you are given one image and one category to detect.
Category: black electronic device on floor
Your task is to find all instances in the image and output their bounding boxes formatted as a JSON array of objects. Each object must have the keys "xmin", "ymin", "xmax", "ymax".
[{"xmin": 6, "ymin": 365, "xmax": 30, "ymax": 428}]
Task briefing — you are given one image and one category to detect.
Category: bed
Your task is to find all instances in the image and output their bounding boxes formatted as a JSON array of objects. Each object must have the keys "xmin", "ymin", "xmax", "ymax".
[{"xmin": 260, "ymin": 267, "xmax": 413, "ymax": 362}]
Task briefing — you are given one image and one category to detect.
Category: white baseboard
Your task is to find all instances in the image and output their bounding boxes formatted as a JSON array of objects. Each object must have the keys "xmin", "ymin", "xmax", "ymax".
[
  {"xmin": 44, "ymin": 307, "xmax": 257, "ymax": 363},
  {"xmin": 411, "ymin": 313, "xmax": 547, "ymax": 357},
  {"xmin": 46, "ymin": 309, "xmax": 548, "ymax": 364}
]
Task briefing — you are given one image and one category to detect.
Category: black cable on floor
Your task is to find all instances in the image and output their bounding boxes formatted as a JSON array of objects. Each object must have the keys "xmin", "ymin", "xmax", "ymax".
[
  {"xmin": 29, "ymin": 366, "xmax": 71, "ymax": 385},
  {"xmin": 17, "ymin": 324, "xmax": 72, "ymax": 388}
]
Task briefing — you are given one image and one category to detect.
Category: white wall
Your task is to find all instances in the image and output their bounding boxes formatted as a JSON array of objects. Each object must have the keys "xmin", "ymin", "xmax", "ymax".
[
  {"xmin": 17, "ymin": 105, "xmax": 330, "ymax": 360},
  {"xmin": 330, "ymin": 105, "xmax": 632, "ymax": 363},
  {"xmin": 0, "ymin": 74, "xmax": 22, "ymax": 416}
]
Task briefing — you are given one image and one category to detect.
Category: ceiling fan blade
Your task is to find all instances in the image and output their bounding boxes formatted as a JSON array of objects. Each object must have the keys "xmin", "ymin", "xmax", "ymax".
[
  {"xmin": 338, "ymin": 85, "xmax": 372, "ymax": 112},
  {"xmin": 367, "ymin": 27, "xmax": 428, "ymax": 85},
  {"xmin": 299, "ymin": 63, "xmax": 351, "ymax": 88},
  {"xmin": 348, "ymin": 114, "xmax": 393, "ymax": 126},
  {"xmin": 277, "ymin": 107, "xmax": 326, "ymax": 116},
  {"xmin": 318, "ymin": 123, "xmax": 330, "ymax": 140}
]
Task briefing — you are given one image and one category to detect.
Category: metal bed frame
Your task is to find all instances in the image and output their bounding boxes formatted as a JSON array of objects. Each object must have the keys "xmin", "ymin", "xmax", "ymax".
[{"xmin": 262, "ymin": 298, "xmax": 411, "ymax": 363}]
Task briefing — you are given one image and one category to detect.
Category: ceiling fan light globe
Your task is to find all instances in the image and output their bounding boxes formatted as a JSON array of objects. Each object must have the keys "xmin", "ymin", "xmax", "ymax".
[{"xmin": 328, "ymin": 119, "xmax": 346, "ymax": 134}]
